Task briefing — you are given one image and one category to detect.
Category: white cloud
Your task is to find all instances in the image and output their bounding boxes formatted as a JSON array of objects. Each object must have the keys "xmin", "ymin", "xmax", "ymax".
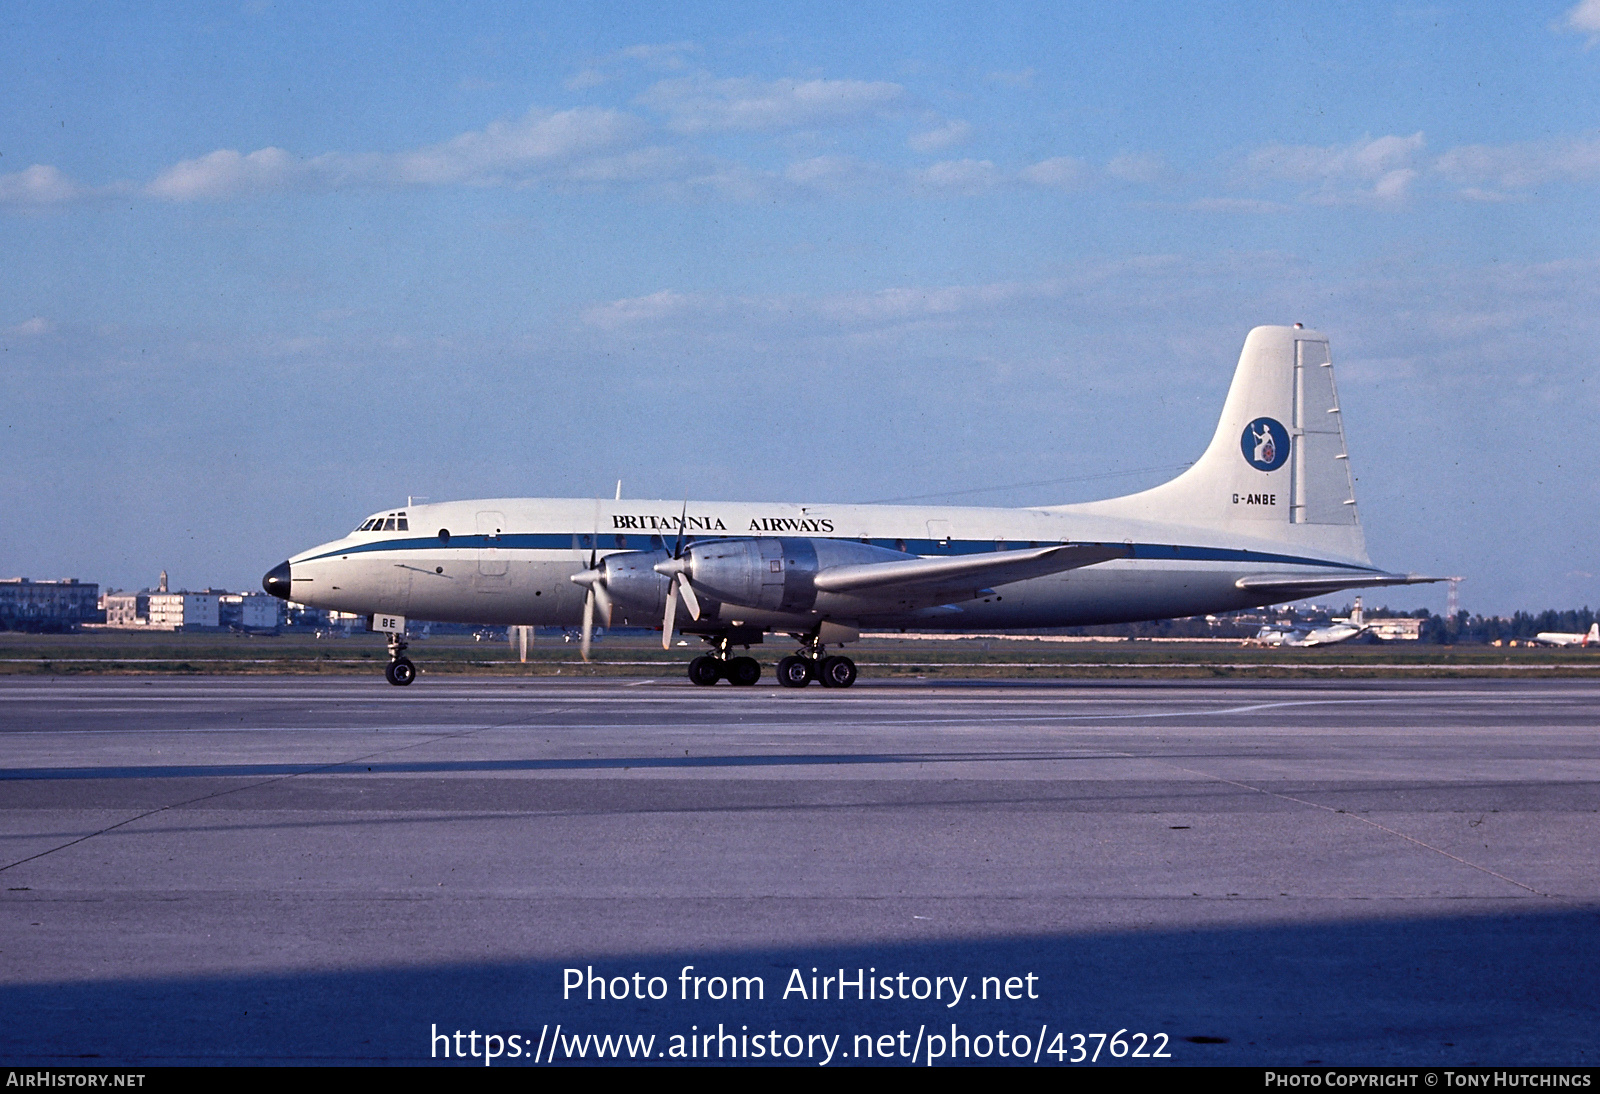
[
  {"xmin": 1019, "ymin": 156, "xmax": 1090, "ymax": 189},
  {"xmin": 1433, "ymin": 133, "xmax": 1600, "ymax": 190},
  {"xmin": 1106, "ymin": 152, "xmax": 1168, "ymax": 184},
  {"xmin": 582, "ymin": 277, "xmax": 1074, "ymax": 334},
  {"xmin": 1245, "ymin": 133, "xmax": 1425, "ymax": 204},
  {"xmin": 1369, "ymin": 167, "xmax": 1418, "ymax": 201},
  {"xmin": 146, "ymin": 147, "xmax": 305, "ymax": 200},
  {"xmin": 7, "ymin": 316, "xmax": 53, "ymax": 336},
  {"xmin": 1249, "ymin": 132, "xmax": 1424, "ymax": 182},
  {"xmin": 782, "ymin": 155, "xmax": 888, "ymax": 195},
  {"xmin": 146, "ymin": 107, "xmax": 647, "ymax": 199},
  {"xmin": 1187, "ymin": 196, "xmax": 1291, "ymax": 213},
  {"xmin": 915, "ymin": 158, "xmax": 1005, "ymax": 193},
  {"xmin": 582, "ymin": 289, "xmax": 708, "ymax": 329},
  {"xmin": 565, "ymin": 41, "xmax": 699, "ymax": 89},
  {"xmin": 1565, "ymin": 0, "xmax": 1600, "ymax": 35},
  {"xmin": 907, "ymin": 119, "xmax": 972, "ymax": 153},
  {"xmin": 813, "ymin": 281, "xmax": 1042, "ymax": 324},
  {"xmin": 0, "ymin": 164, "xmax": 84, "ymax": 205},
  {"xmin": 563, "ymin": 68, "xmax": 607, "ymax": 90},
  {"xmin": 638, "ymin": 74, "xmax": 905, "ymax": 134},
  {"xmin": 618, "ymin": 42, "xmax": 700, "ymax": 70},
  {"xmin": 390, "ymin": 107, "xmax": 643, "ymax": 185}
]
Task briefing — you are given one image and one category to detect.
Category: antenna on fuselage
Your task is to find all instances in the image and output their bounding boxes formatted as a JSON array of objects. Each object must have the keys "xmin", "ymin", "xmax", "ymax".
[{"xmin": 615, "ymin": 480, "xmax": 622, "ymax": 500}]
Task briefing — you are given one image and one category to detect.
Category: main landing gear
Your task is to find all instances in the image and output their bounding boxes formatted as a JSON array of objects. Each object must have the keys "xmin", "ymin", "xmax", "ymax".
[
  {"xmin": 777, "ymin": 633, "xmax": 857, "ymax": 689},
  {"xmin": 384, "ymin": 633, "xmax": 416, "ymax": 687},
  {"xmin": 686, "ymin": 634, "xmax": 762, "ymax": 687}
]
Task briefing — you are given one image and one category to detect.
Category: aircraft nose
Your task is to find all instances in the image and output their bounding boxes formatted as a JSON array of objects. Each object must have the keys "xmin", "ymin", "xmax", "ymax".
[{"xmin": 262, "ymin": 561, "xmax": 292, "ymax": 600}]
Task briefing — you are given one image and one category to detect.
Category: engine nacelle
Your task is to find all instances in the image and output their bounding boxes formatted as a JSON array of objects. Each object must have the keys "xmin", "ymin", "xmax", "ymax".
[
  {"xmin": 682, "ymin": 537, "xmax": 914, "ymax": 613},
  {"xmin": 594, "ymin": 549, "xmax": 671, "ymax": 623}
]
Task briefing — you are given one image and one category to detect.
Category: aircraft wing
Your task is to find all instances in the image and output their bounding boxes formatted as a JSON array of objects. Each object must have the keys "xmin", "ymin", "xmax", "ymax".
[
  {"xmin": 1234, "ymin": 572, "xmax": 1443, "ymax": 602},
  {"xmin": 814, "ymin": 543, "xmax": 1130, "ymax": 601}
]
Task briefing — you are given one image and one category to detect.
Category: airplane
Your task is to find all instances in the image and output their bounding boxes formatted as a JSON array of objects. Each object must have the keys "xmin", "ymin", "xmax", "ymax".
[
  {"xmin": 262, "ymin": 324, "xmax": 1439, "ymax": 688},
  {"xmin": 1529, "ymin": 623, "xmax": 1599, "ymax": 648},
  {"xmin": 1253, "ymin": 597, "xmax": 1373, "ymax": 647}
]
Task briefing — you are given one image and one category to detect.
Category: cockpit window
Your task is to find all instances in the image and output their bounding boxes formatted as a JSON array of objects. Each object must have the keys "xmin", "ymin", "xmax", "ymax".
[
  {"xmin": 382, "ymin": 518, "xmax": 396, "ymax": 531},
  {"xmin": 396, "ymin": 518, "xmax": 408, "ymax": 531}
]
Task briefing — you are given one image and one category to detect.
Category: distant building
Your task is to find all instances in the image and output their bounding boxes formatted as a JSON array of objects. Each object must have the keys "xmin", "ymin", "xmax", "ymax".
[
  {"xmin": 0, "ymin": 578, "xmax": 102, "ymax": 630},
  {"xmin": 1367, "ymin": 617, "xmax": 1423, "ymax": 641},
  {"xmin": 101, "ymin": 591, "xmax": 149, "ymax": 627},
  {"xmin": 219, "ymin": 593, "xmax": 281, "ymax": 630},
  {"xmin": 101, "ymin": 575, "xmax": 224, "ymax": 631},
  {"xmin": 146, "ymin": 592, "xmax": 219, "ymax": 630}
]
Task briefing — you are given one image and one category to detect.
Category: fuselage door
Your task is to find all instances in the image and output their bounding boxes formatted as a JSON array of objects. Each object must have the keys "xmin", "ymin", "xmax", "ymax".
[{"xmin": 477, "ymin": 510, "xmax": 508, "ymax": 577}]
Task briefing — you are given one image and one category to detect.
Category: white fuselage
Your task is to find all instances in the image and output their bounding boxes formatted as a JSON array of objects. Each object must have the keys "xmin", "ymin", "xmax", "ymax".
[{"xmin": 283, "ymin": 495, "xmax": 1383, "ymax": 633}]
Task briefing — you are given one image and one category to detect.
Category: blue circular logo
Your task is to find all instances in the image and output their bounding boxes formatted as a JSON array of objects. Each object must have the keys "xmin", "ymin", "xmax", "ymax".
[{"xmin": 1241, "ymin": 417, "xmax": 1290, "ymax": 471}]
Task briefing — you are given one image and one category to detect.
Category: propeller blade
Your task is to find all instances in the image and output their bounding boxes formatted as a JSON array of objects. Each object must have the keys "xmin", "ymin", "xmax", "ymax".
[
  {"xmin": 581, "ymin": 587, "xmax": 595, "ymax": 662},
  {"xmin": 653, "ymin": 554, "xmax": 702, "ymax": 624},
  {"xmin": 671, "ymin": 498, "xmax": 688, "ymax": 559},
  {"xmin": 678, "ymin": 573, "xmax": 701, "ymax": 621},
  {"xmin": 662, "ymin": 577, "xmax": 679, "ymax": 649}
]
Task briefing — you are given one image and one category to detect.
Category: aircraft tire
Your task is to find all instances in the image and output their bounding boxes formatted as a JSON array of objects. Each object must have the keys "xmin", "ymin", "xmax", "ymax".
[
  {"xmin": 727, "ymin": 656, "xmax": 762, "ymax": 686},
  {"xmin": 386, "ymin": 658, "xmax": 417, "ymax": 687},
  {"xmin": 817, "ymin": 655, "xmax": 857, "ymax": 688},
  {"xmin": 776, "ymin": 656, "xmax": 812, "ymax": 688},
  {"xmin": 687, "ymin": 655, "xmax": 722, "ymax": 686}
]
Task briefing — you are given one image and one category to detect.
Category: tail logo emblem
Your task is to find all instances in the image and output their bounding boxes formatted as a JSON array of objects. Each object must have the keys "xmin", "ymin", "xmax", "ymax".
[{"xmin": 1242, "ymin": 417, "xmax": 1290, "ymax": 471}]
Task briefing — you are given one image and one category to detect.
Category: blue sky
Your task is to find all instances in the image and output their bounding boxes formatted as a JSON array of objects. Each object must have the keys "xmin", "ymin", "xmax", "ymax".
[{"xmin": 5, "ymin": 2, "xmax": 1600, "ymax": 614}]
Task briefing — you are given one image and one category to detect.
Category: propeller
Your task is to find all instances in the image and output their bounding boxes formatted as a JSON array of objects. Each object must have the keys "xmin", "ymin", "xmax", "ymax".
[
  {"xmin": 655, "ymin": 501, "xmax": 700, "ymax": 649},
  {"xmin": 570, "ymin": 546, "xmax": 604, "ymax": 662}
]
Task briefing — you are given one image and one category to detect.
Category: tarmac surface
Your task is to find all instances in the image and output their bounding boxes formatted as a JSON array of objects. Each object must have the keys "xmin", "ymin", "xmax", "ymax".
[{"xmin": 0, "ymin": 674, "xmax": 1596, "ymax": 1066}]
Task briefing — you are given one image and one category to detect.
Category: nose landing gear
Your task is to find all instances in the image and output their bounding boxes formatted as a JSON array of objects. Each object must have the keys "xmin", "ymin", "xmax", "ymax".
[{"xmin": 384, "ymin": 633, "xmax": 416, "ymax": 686}]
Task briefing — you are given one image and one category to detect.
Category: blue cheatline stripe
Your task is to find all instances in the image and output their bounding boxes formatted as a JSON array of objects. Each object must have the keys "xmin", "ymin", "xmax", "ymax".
[{"xmin": 298, "ymin": 533, "xmax": 1380, "ymax": 573}]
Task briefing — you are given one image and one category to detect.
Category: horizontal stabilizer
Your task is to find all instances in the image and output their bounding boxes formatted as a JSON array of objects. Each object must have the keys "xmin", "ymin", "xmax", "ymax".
[
  {"xmin": 1235, "ymin": 572, "xmax": 1444, "ymax": 602},
  {"xmin": 815, "ymin": 543, "xmax": 1130, "ymax": 599}
]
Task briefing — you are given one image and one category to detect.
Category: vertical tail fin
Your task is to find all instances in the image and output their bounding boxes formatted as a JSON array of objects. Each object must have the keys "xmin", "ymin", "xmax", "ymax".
[{"xmin": 1068, "ymin": 325, "xmax": 1370, "ymax": 562}]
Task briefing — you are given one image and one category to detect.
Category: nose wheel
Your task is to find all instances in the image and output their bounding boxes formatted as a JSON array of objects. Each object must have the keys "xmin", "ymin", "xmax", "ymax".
[{"xmin": 384, "ymin": 634, "xmax": 416, "ymax": 686}]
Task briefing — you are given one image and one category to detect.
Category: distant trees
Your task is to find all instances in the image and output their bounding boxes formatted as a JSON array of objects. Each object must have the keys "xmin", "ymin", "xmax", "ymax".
[{"xmin": 1417, "ymin": 608, "xmax": 1595, "ymax": 645}]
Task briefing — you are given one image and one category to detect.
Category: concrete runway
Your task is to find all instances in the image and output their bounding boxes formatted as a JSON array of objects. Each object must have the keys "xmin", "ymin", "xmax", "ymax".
[{"xmin": 0, "ymin": 675, "xmax": 1596, "ymax": 1066}]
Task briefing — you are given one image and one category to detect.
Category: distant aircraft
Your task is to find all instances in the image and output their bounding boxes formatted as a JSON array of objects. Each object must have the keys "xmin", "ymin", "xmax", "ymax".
[
  {"xmin": 263, "ymin": 325, "xmax": 1438, "ymax": 687},
  {"xmin": 1254, "ymin": 599, "xmax": 1372, "ymax": 647},
  {"xmin": 1529, "ymin": 623, "xmax": 1599, "ymax": 648}
]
